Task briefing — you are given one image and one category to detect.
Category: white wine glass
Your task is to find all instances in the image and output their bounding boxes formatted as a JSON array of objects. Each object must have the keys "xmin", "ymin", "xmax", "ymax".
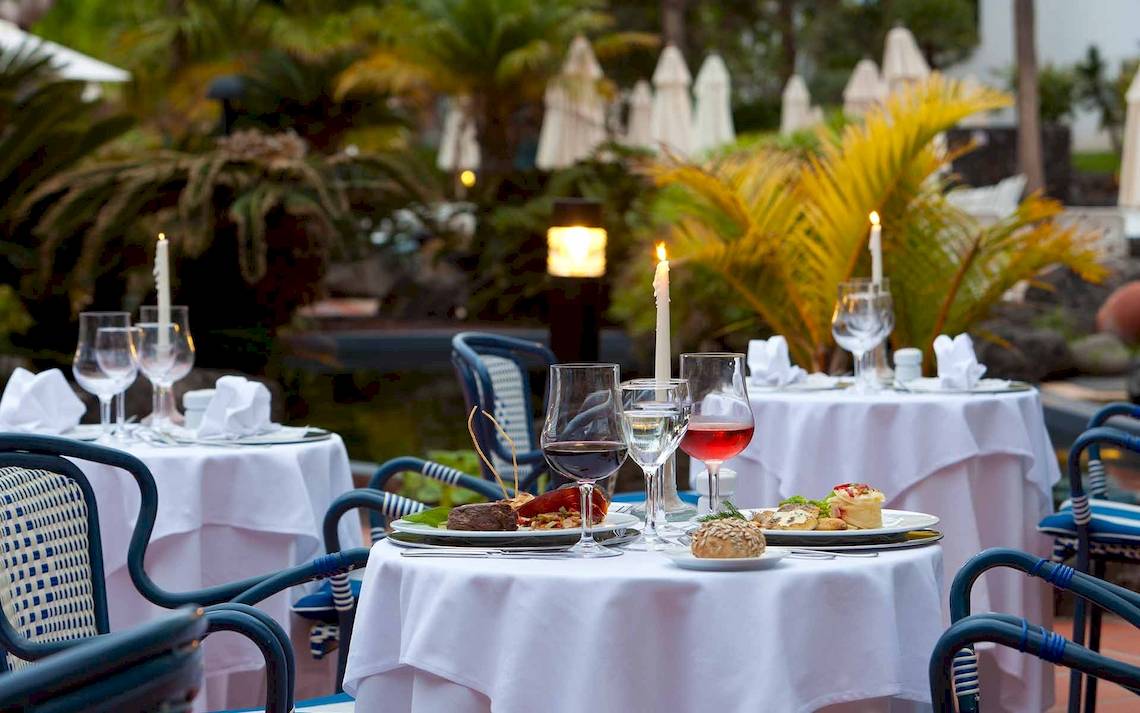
[
  {"xmin": 139, "ymin": 305, "xmax": 195, "ymax": 426},
  {"xmin": 831, "ymin": 278, "xmax": 891, "ymax": 394},
  {"xmin": 73, "ymin": 312, "xmax": 130, "ymax": 437},
  {"xmin": 95, "ymin": 327, "xmax": 139, "ymax": 440},
  {"xmin": 619, "ymin": 378, "xmax": 690, "ymax": 544}
]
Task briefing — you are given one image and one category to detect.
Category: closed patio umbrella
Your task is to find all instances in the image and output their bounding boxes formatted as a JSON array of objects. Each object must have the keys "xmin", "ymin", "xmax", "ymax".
[
  {"xmin": 692, "ymin": 53, "xmax": 735, "ymax": 153},
  {"xmin": 1119, "ymin": 71, "xmax": 1140, "ymax": 208},
  {"xmin": 0, "ymin": 19, "xmax": 128, "ymax": 83},
  {"xmin": 624, "ymin": 79, "xmax": 654, "ymax": 150},
  {"xmin": 882, "ymin": 24, "xmax": 929, "ymax": 96},
  {"xmin": 780, "ymin": 74, "xmax": 812, "ymax": 135},
  {"xmin": 436, "ymin": 97, "xmax": 480, "ymax": 171},
  {"xmin": 650, "ymin": 45, "xmax": 693, "ymax": 157},
  {"xmin": 536, "ymin": 35, "xmax": 606, "ymax": 170},
  {"xmin": 843, "ymin": 58, "xmax": 886, "ymax": 116}
]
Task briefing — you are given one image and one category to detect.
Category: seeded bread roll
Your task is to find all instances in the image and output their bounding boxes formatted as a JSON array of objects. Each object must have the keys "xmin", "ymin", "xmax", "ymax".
[{"xmin": 691, "ymin": 519, "xmax": 766, "ymax": 558}]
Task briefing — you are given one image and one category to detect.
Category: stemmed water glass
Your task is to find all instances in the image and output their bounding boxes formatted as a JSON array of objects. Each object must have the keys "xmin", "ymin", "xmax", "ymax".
[
  {"xmin": 73, "ymin": 312, "xmax": 131, "ymax": 438},
  {"xmin": 95, "ymin": 327, "xmax": 139, "ymax": 439},
  {"xmin": 678, "ymin": 353, "xmax": 754, "ymax": 514},
  {"xmin": 541, "ymin": 364, "xmax": 628, "ymax": 558},
  {"xmin": 134, "ymin": 322, "xmax": 188, "ymax": 431},
  {"xmin": 619, "ymin": 378, "xmax": 690, "ymax": 544},
  {"xmin": 831, "ymin": 278, "xmax": 893, "ymax": 393},
  {"xmin": 139, "ymin": 306, "xmax": 195, "ymax": 426}
]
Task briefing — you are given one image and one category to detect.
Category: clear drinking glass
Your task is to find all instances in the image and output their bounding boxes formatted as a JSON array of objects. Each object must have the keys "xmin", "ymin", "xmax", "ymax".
[
  {"xmin": 831, "ymin": 278, "xmax": 893, "ymax": 394},
  {"xmin": 73, "ymin": 312, "xmax": 130, "ymax": 437},
  {"xmin": 139, "ymin": 306, "xmax": 194, "ymax": 426},
  {"xmin": 134, "ymin": 322, "xmax": 188, "ymax": 431},
  {"xmin": 619, "ymin": 378, "xmax": 690, "ymax": 544},
  {"xmin": 541, "ymin": 363, "xmax": 628, "ymax": 558},
  {"xmin": 95, "ymin": 327, "xmax": 139, "ymax": 439},
  {"xmin": 678, "ymin": 353, "xmax": 754, "ymax": 514}
]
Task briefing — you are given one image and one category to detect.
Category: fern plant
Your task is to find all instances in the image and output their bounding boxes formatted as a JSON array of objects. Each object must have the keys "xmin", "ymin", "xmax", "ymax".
[{"xmin": 615, "ymin": 75, "xmax": 1106, "ymax": 371}]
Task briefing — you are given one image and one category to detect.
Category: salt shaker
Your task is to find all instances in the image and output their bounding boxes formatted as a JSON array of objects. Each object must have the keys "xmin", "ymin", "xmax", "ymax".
[{"xmin": 893, "ymin": 348, "xmax": 922, "ymax": 385}]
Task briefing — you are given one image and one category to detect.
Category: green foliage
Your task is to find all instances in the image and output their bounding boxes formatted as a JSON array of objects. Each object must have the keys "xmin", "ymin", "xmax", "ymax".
[
  {"xmin": 399, "ymin": 450, "xmax": 487, "ymax": 506},
  {"xmin": 615, "ymin": 77, "xmax": 1106, "ymax": 371},
  {"xmin": 889, "ymin": 0, "xmax": 977, "ymax": 68},
  {"xmin": 1072, "ymin": 151, "xmax": 1122, "ymax": 175},
  {"xmin": 1004, "ymin": 63, "xmax": 1077, "ymax": 125},
  {"xmin": 0, "ymin": 285, "xmax": 32, "ymax": 351}
]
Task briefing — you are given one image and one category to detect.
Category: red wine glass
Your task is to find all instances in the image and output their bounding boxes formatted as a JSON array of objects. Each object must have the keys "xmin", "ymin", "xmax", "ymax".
[
  {"xmin": 541, "ymin": 363, "xmax": 628, "ymax": 558},
  {"xmin": 678, "ymin": 353, "xmax": 754, "ymax": 513}
]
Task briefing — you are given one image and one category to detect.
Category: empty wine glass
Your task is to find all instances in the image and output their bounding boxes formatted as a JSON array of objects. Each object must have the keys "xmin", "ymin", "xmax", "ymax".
[
  {"xmin": 139, "ymin": 305, "xmax": 195, "ymax": 426},
  {"xmin": 95, "ymin": 327, "xmax": 139, "ymax": 439},
  {"xmin": 541, "ymin": 364, "xmax": 628, "ymax": 558},
  {"xmin": 678, "ymin": 353, "xmax": 754, "ymax": 514},
  {"xmin": 134, "ymin": 322, "xmax": 186, "ymax": 431},
  {"xmin": 73, "ymin": 312, "xmax": 130, "ymax": 437},
  {"xmin": 832, "ymin": 278, "xmax": 892, "ymax": 394},
  {"xmin": 619, "ymin": 379, "xmax": 690, "ymax": 544}
]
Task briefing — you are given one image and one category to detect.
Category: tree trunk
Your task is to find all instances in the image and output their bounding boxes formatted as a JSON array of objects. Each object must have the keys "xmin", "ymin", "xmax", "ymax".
[
  {"xmin": 1014, "ymin": 0, "xmax": 1046, "ymax": 194},
  {"xmin": 777, "ymin": 0, "xmax": 796, "ymax": 83},
  {"xmin": 661, "ymin": 0, "xmax": 687, "ymax": 52}
]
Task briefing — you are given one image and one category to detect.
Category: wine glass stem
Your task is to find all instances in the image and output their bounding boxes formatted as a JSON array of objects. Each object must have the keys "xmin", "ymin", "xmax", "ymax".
[
  {"xmin": 578, "ymin": 482, "xmax": 597, "ymax": 549},
  {"xmin": 642, "ymin": 465, "xmax": 662, "ymax": 541},
  {"xmin": 99, "ymin": 397, "xmax": 112, "ymax": 438},
  {"xmin": 707, "ymin": 461, "xmax": 722, "ymax": 513},
  {"xmin": 115, "ymin": 392, "xmax": 126, "ymax": 438}
]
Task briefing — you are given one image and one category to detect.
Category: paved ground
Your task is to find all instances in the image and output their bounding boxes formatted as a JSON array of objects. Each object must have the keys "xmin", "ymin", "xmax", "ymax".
[{"xmin": 1049, "ymin": 615, "xmax": 1140, "ymax": 712}]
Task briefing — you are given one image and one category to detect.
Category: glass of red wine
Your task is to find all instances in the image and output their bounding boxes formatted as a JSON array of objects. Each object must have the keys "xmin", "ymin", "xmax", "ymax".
[
  {"xmin": 678, "ymin": 353, "xmax": 754, "ymax": 514},
  {"xmin": 541, "ymin": 363, "xmax": 628, "ymax": 558}
]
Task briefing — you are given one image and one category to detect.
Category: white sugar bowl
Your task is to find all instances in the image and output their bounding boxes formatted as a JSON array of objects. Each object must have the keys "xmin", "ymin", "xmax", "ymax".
[{"xmin": 182, "ymin": 389, "xmax": 215, "ymax": 430}]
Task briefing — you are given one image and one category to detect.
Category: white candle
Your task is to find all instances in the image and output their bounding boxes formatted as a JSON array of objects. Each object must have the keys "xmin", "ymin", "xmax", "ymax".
[
  {"xmin": 868, "ymin": 211, "xmax": 882, "ymax": 287},
  {"xmin": 155, "ymin": 233, "xmax": 171, "ymax": 348},
  {"xmin": 653, "ymin": 243, "xmax": 670, "ymax": 381}
]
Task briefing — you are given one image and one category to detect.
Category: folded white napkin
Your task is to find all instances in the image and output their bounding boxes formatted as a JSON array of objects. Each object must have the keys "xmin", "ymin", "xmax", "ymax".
[
  {"xmin": 0, "ymin": 368, "xmax": 86, "ymax": 434},
  {"xmin": 747, "ymin": 336, "xmax": 806, "ymax": 387},
  {"xmin": 196, "ymin": 376, "xmax": 280, "ymax": 439},
  {"xmin": 933, "ymin": 334, "xmax": 987, "ymax": 390}
]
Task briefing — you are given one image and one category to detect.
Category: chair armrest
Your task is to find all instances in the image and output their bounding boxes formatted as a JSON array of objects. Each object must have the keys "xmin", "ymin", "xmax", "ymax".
[
  {"xmin": 203, "ymin": 605, "xmax": 292, "ymax": 713},
  {"xmin": 229, "ymin": 547, "xmax": 371, "ymax": 607},
  {"xmin": 368, "ymin": 456, "xmax": 506, "ymax": 499},
  {"xmin": 930, "ymin": 613, "xmax": 1140, "ymax": 713},
  {"xmin": 949, "ymin": 548, "xmax": 1140, "ymax": 625}
]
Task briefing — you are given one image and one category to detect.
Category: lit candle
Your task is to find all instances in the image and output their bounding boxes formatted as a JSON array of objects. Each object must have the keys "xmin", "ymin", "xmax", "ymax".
[
  {"xmin": 653, "ymin": 243, "xmax": 670, "ymax": 381},
  {"xmin": 154, "ymin": 233, "xmax": 171, "ymax": 348},
  {"xmin": 868, "ymin": 211, "xmax": 882, "ymax": 287}
]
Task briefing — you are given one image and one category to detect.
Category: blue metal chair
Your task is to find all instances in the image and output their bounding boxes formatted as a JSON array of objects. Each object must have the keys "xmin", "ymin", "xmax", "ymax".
[
  {"xmin": 932, "ymin": 546, "xmax": 1140, "ymax": 713},
  {"xmin": 0, "ymin": 433, "xmax": 370, "ymax": 713},
  {"xmin": 451, "ymin": 332, "xmax": 556, "ymax": 493},
  {"xmin": 0, "ymin": 606, "xmax": 207, "ymax": 712},
  {"xmin": 1036, "ymin": 424, "xmax": 1140, "ymax": 711}
]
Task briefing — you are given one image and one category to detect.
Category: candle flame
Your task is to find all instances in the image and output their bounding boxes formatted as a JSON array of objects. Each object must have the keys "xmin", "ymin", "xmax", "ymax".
[
  {"xmin": 656, "ymin": 243, "xmax": 667, "ymax": 262},
  {"xmin": 158, "ymin": 232, "xmax": 166, "ymax": 241},
  {"xmin": 868, "ymin": 211, "xmax": 880, "ymax": 227}
]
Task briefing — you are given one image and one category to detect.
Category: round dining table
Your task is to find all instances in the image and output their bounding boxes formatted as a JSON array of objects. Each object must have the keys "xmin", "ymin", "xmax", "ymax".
[
  {"xmin": 70, "ymin": 433, "xmax": 363, "ymax": 711},
  {"xmin": 343, "ymin": 540, "xmax": 945, "ymax": 713},
  {"xmin": 689, "ymin": 385, "xmax": 1060, "ymax": 712}
]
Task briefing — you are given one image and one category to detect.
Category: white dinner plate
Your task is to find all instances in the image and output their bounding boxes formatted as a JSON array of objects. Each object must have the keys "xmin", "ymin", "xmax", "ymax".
[
  {"xmin": 167, "ymin": 425, "xmax": 332, "ymax": 446},
  {"xmin": 664, "ymin": 546, "xmax": 791, "ymax": 571},
  {"xmin": 62, "ymin": 425, "xmax": 103, "ymax": 442},
  {"xmin": 747, "ymin": 375, "xmax": 846, "ymax": 393},
  {"xmin": 901, "ymin": 378, "xmax": 1031, "ymax": 394},
  {"xmin": 686, "ymin": 509, "xmax": 940, "ymax": 538},
  {"xmin": 391, "ymin": 512, "xmax": 641, "ymax": 539},
  {"xmin": 784, "ymin": 531, "xmax": 944, "ymax": 551}
]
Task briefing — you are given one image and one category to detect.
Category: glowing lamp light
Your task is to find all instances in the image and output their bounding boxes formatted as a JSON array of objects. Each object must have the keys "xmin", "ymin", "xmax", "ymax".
[
  {"xmin": 459, "ymin": 169, "xmax": 476, "ymax": 188},
  {"xmin": 547, "ymin": 199, "xmax": 606, "ymax": 278}
]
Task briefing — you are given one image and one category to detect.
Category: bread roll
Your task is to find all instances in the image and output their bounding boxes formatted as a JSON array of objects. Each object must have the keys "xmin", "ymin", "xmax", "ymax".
[{"xmin": 691, "ymin": 519, "xmax": 766, "ymax": 558}]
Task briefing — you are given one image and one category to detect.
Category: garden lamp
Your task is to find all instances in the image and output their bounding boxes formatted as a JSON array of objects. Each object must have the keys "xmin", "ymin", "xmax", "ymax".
[{"xmin": 547, "ymin": 198, "xmax": 606, "ymax": 361}]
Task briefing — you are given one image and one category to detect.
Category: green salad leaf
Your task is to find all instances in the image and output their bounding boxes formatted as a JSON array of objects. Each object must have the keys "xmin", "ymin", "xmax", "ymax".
[{"xmin": 402, "ymin": 506, "xmax": 452, "ymax": 528}]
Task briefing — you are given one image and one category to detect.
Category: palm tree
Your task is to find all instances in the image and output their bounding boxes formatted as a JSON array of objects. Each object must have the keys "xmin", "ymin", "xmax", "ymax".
[
  {"xmin": 1014, "ymin": 0, "xmax": 1046, "ymax": 193},
  {"xmin": 661, "ymin": 0, "xmax": 686, "ymax": 51},
  {"xmin": 616, "ymin": 76, "xmax": 1104, "ymax": 371},
  {"xmin": 336, "ymin": 0, "xmax": 655, "ymax": 175}
]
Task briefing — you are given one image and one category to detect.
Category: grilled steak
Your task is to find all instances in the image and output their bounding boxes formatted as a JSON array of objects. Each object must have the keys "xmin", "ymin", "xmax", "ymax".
[{"xmin": 446, "ymin": 502, "xmax": 518, "ymax": 531}]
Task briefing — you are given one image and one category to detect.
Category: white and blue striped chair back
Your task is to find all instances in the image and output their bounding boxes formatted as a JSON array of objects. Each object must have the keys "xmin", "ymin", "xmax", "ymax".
[
  {"xmin": 481, "ymin": 355, "xmax": 536, "ymax": 484},
  {"xmin": 0, "ymin": 466, "xmax": 100, "ymax": 671}
]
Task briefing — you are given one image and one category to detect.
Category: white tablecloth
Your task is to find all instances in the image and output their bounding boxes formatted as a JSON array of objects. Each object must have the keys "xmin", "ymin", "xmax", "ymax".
[
  {"xmin": 344, "ymin": 541, "xmax": 945, "ymax": 713},
  {"xmin": 689, "ymin": 388, "xmax": 1061, "ymax": 712},
  {"xmin": 72, "ymin": 435, "xmax": 362, "ymax": 710}
]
